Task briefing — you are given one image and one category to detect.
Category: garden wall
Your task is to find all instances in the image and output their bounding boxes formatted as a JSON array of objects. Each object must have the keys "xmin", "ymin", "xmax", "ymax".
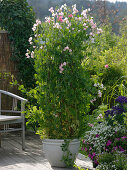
[{"xmin": 0, "ymin": 30, "xmax": 18, "ymax": 110}]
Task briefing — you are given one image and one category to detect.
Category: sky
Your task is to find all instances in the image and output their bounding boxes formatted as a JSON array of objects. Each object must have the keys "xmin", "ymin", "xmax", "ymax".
[{"xmin": 108, "ymin": 0, "xmax": 127, "ymax": 2}]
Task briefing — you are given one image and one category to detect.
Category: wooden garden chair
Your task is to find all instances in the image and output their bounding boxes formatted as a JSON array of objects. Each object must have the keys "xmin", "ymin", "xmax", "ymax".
[{"xmin": 0, "ymin": 90, "xmax": 27, "ymax": 150}]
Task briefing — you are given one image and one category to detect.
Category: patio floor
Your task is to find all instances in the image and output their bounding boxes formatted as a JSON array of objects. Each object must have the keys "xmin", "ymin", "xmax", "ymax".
[{"xmin": 0, "ymin": 132, "xmax": 94, "ymax": 170}]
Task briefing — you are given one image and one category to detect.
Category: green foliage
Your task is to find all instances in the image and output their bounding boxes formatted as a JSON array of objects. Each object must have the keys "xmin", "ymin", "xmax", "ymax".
[
  {"xmin": 97, "ymin": 152, "xmax": 127, "ymax": 170},
  {"xmin": 0, "ymin": 0, "xmax": 36, "ymax": 89},
  {"xmin": 61, "ymin": 140, "xmax": 76, "ymax": 168}
]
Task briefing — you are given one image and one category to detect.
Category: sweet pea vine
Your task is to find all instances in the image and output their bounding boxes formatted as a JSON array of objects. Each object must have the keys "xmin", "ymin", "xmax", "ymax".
[{"xmin": 25, "ymin": 4, "xmax": 103, "ymax": 140}]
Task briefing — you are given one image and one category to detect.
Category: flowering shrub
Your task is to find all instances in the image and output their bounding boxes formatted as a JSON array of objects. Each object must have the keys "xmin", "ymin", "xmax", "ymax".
[
  {"xmin": 81, "ymin": 122, "xmax": 127, "ymax": 166},
  {"xmin": 25, "ymin": 4, "xmax": 102, "ymax": 139},
  {"xmin": 104, "ymin": 96, "xmax": 127, "ymax": 126},
  {"xmin": 97, "ymin": 152, "xmax": 127, "ymax": 170}
]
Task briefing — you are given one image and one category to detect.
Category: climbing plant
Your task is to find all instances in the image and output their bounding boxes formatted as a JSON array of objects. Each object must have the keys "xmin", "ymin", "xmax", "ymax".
[{"xmin": 0, "ymin": 0, "xmax": 36, "ymax": 89}]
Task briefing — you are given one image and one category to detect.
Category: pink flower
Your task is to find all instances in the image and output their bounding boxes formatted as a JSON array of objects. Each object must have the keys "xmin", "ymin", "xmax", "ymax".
[
  {"xmin": 88, "ymin": 123, "xmax": 94, "ymax": 127},
  {"xmin": 59, "ymin": 62, "xmax": 67, "ymax": 73},
  {"xmin": 63, "ymin": 46, "xmax": 69, "ymax": 51},
  {"xmin": 89, "ymin": 147, "xmax": 92, "ymax": 150},
  {"xmin": 58, "ymin": 16, "xmax": 63, "ymax": 22},
  {"xmin": 105, "ymin": 64, "xmax": 109, "ymax": 68},
  {"xmin": 68, "ymin": 14, "xmax": 73, "ymax": 18},
  {"xmin": 63, "ymin": 62, "xmax": 67, "ymax": 66},
  {"xmin": 121, "ymin": 136, "xmax": 127, "ymax": 140}
]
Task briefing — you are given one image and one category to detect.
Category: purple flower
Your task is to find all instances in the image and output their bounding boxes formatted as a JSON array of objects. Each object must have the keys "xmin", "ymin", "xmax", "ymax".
[
  {"xmin": 85, "ymin": 147, "xmax": 87, "ymax": 151},
  {"xmin": 88, "ymin": 153, "xmax": 91, "ymax": 158},
  {"xmin": 94, "ymin": 160, "xmax": 99, "ymax": 165},
  {"xmin": 106, "ymin": 140, "xmax": 112, "ymax": 147},
  {"xmin": 92, "ymin": 153, "xmax": 96, "ymax": 157},
  {"xmin": 96, "ymin": 134, "xmax": 99, "ymax": 138},
  {"xmin": 113, "ymin": 146, "xmax": 118, "ymax": 151},
  {"xmin": 104, "ymin": 106, "xmax": 125, "ymax": 118},
  {"xmin": 119, "ymin": 146, "xmax": 125, "ymax": 152},
  {"xmin": 115, "ymin": 96, "xmax": 127, "ymax": 104}
]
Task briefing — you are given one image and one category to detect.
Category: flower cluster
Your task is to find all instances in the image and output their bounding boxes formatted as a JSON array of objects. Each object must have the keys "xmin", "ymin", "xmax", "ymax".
[
  {"xmin": 115, "ymin": 96, "xmax": 127, "ymax": 104},
  {"xmin": 59, "ymin": 62, "xmax": 67, "ymax": 73},
  {"xmin": 32, "ymin": 19, "xmax": 41, "ymax": 31},
  {"xmin": 81, "ymin": 122, "xmax": 127, "ymax": 166},
  {"xmin": 90, "ymin": 83, "xmax": 106, "ymax": 104},
  {"xmin": 104, "ymin": 106, "xmax": 125, "ymax": 117}
]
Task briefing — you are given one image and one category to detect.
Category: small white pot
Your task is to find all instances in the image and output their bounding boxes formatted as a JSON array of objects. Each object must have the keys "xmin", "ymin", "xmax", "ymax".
[{"xmin": 42, "ymin": 139, "xmax": 80, "ymax": 167}]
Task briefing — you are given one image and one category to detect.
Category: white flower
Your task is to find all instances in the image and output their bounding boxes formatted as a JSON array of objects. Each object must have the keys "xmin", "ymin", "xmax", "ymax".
[
  {"xmin": 97, "ymin": 28, "xmax": 103, "ymax": 34},
  {"xmin": 49, "ymin": 7, "xmax": 54, "ymax": 13},
  {"xmin": 94, "ymin": 83, "xmax": 97, "ymax": 87},
  {"xmin": 81, "ymin": 10, "xmax": 87, "ymax": 18},
  {"xmin": 53, "ymin": 23, "xmax": 62, "ymax": 29},
  {"xmin": 59, "ymin": 12, "xmax": 64, "ymax": 16},
  {"xmin": 91, "ymin": 38, "xmax": 94, "ymax": 43},
  {"xmin": 68, "ymin": 23, "xmax": 71, "ymax": 27},
  {"xmin": 28, "ymin": 37, "xmax": 32, "ymax": 42},
  {"xmin": 36, "ymin": 19, "xmax": 41, "ymax": 25},
  {"xmin": 98, "ymin": 90, "xmax": 102, "ymax": 97},
  {"xmin": 31, "ymin": 51, "xmax": 34, "ymax": 58},
  {"xmin": 25, "ymin": 53, "xmax": 30, "ymax": 58}
]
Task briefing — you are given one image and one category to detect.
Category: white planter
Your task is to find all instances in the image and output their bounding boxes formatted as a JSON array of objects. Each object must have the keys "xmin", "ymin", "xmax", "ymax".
[{"xmin": 42, "ymin": 139, "xmax": 80, "ymax": 167}]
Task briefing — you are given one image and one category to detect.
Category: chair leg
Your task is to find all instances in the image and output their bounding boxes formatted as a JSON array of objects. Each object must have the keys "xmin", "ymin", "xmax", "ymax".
[
  {"xmin": 0, "ymin": 133, "xmax": 1, "ymax": 148},
  {"xmin": 22, "ymin": 122, "xmax": 25, "ymax": 150}
]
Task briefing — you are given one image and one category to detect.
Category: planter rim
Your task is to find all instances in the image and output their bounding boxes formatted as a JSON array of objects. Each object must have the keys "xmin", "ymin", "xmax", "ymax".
[{"xmin": 42, "ymin": 138, "xmax": 80, "ymax": 144}]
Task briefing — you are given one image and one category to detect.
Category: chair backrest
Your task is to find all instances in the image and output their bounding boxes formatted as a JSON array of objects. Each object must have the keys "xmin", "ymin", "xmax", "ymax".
[{"xmin": 0, "ymin": 90, "xmax": 27, "ymax": 117}]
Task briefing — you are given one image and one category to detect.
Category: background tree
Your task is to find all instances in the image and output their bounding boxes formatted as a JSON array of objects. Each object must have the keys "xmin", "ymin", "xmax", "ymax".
[{"xmin": 0, "ymin": 0, "xmax": 35, "ymax": 89}]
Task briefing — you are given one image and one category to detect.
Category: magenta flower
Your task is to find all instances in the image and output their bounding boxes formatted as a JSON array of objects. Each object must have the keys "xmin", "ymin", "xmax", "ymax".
[
  {"xmin": 88, "ymin": 153, "xmax": 91, "ymax": 158},
  {"xmin": 85, "ymin": 147, "xmax": 87, "ymax": 151},
  {"xmin": 106, "ymin": 140, "xmax": 112, "ymax": 147},
  {"xmin": 121, "ymin": 136, "xmax": 127, "ymax": 140},
  {"xmin": 92, "ymin": 153, "xmax": 96, "ymax": 157},
  {"xmin": 81, "ymin": 147, "xmax": 84, "ymax": 151},
  {"xmin": 91, "ymin": 155, "xmax": 93, "ymax": 160},
  {"xmin": 119, "ymin": 146, "xmax": 125, "ymax": 152},
  {"xmin": 96, "ymin": 134, "xmax": 99, "ymax": 138},
  {"xmin": 83, "ymin": 140, "xmax": 85, "ymax": 144}
]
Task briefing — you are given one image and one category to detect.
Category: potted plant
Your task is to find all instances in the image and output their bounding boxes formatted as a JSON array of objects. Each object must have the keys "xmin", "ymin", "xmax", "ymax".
[{"xmin": 26, "ymin": 4, "xmax": 102, "ymax": 168}]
